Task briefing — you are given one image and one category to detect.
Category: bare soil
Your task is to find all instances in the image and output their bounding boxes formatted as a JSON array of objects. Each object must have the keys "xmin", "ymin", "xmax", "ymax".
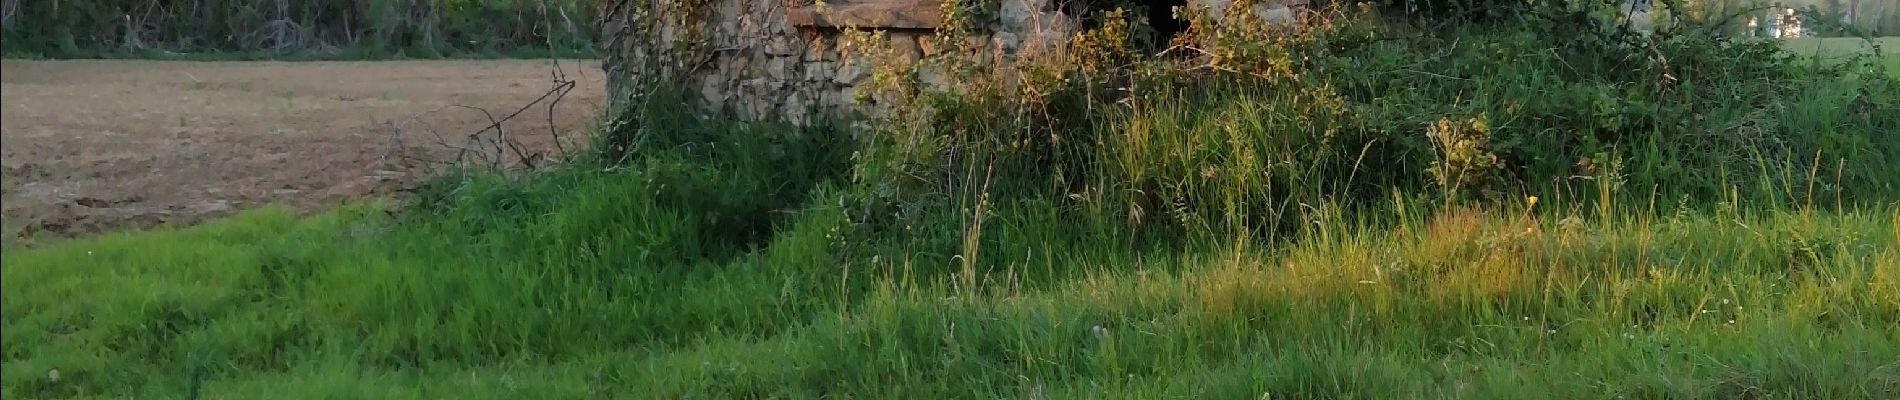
[{"xmin": 1, "ymin": 59, "xmax": 606, "ymax": 238}]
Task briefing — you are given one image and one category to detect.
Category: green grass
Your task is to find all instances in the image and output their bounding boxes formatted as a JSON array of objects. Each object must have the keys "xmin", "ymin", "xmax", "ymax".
[
  {"xmin": 1784, "ymin": 37, "xmax": 1899, "ymax": 58},
  {"xmin": 5, "ymin": 188, "xmax": 1897, "ymax": 398},
  {"xmin": 1784, "ymin": 37, "xmax": 1900, "ymax": 76}
]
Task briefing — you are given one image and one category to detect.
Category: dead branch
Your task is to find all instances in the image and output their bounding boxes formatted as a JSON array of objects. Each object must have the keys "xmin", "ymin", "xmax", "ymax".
[{"xmin": 375, "ymin": 0, "xmax": 587, "ymax": 188}]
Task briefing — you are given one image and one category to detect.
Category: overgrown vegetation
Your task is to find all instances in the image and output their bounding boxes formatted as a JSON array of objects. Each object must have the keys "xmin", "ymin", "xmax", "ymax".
[
  {"xmin": 831, "ymin": 0, "xmax": 1900, "ymax": 242},
  {"xmin": 6, "ymin": 2, "xmax": 1900, "ymax": 398},
  {"xmin": 0, "ymin": 0, "xmax": 596, "ymax": 59}
]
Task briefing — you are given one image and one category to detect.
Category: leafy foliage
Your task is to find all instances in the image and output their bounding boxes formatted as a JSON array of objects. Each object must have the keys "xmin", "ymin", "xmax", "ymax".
[{"xmin": 844, "ymin": 2, "xmax": 1899, "ymax": 241}]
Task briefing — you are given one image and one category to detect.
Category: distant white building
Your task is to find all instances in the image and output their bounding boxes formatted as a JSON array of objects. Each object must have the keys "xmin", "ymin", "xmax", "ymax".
[
  {"xmin": 1747, "ymin": 5, "xmax": 1805, "ymax": 38},
  {"xmin": 1777, "ymin": 7, "xmax": 1804, "ymax": 38}
]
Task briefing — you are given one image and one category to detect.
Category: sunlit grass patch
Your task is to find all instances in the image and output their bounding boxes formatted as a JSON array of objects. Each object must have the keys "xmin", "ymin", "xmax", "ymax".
[
  {"xmin": 1785, "ymin": 36, "xmax": 1900, "ymax": 76},
  {"xmin": 1784, "ymin": 37, "xmax": 1899, "ymax": 58}
]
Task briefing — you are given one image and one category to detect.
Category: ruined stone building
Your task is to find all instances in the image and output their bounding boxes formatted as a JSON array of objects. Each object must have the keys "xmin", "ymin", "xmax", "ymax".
[{"xmin": 600, "ymin": 0, "xmax": 1311, "ymax": 125}]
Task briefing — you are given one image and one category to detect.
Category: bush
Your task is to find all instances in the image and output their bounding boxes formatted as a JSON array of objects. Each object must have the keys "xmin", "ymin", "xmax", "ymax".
[{"xmin": 830, "ymin": 2, "xmax": 1900, "ymax": 242}]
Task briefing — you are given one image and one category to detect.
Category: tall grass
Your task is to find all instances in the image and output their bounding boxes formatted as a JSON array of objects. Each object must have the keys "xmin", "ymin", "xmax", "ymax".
[
  {"xmin": 5, "ymin": 153, "xmax": 1895, "ymax": 398},
  {"xmin": 5, "ymin": 6, "xmax": 1900, "ymax": 399},
  {"xmin": 0, "ymin": 0, "xmax": 596, "ymax": 59}
]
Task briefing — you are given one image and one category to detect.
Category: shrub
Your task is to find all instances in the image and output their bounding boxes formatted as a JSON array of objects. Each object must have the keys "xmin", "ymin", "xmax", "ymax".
[{"xmin": 821, "ymin": 1, "xmax": 1900, "ymax": 243}]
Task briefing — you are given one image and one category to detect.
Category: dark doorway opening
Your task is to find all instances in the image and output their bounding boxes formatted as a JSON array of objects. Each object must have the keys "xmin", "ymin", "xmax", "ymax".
[
  {"xmin": 1143, "ymin": 0, "xmax": 1191, "ymax": 46},
  {"xmin": 1063, "ymin": 0, "xmax": 1194, "ymax": 53}
]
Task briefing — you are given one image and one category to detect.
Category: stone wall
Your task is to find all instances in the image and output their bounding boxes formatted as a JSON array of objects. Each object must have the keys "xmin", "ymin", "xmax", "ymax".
[
  {"xmin": 1192, "ymin": 0, "xmax": 1310, "ymax": 27},
  {"xmin": 601, "ymin": 0, "xmax": 1074, "ymax": 125},
  {"xmin": 600, "ymin": 0, "xmax": 1307, "ymax": 126}
]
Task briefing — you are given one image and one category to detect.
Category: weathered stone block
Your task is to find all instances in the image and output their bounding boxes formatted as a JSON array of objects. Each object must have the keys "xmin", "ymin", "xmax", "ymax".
[
  {"xmin": 803, "ymin": 36, "xmax": 838, "ymax": 62},
  {"xmin": 765, "ymin": 56, "xmax": 796, "ymax": 81},
  {"xmin": 965, "ymin": 35, "xmax": 997, "ymax": 64},
  {"xmin": 765, "ymin": 35, "xmax": 799, "ymax": 57},
  {"xmin": 835, "ymin": 58, "xmax": 870, "ymax": 85},
  {"xmin": 917, "ymin": 62, "xmax": 954, "ymax": 89},
  {"xmin": 700, "ymin": 76, "xmax": 729, "ymax": 105},
  {"xmin": 720, "ymin": 55, "xmax": 748, "ymax": 80},
  {"xmin": 1191, "ymin": 0, "xmax": 1304, "ymax": 28},
  {"xmin": 783, "ymin": 90, "xmax": 814, "ymax": 125},
  {"xmin": 918, "ymin": 34, "xmax": 946, "ymax": 57},
  {"xmin": 737, "ymin": 79, "xmax": 773, "ymax": 120},
  {"xmin": 889, "ymin": 33, "xmax": 923, "ymax": 65},
  {"xmin": 1018, "ymin": 13, "xmax": 1073, "ymax": 58},
  {"xmin": 999, "ymin": 0, "xmax": 1036, "ymax": 30},
  {"xmin": 994, "ymin": 31, "xmax": 1020, "ymax": 52},
  {"xmin": 802, "ymin": 60, "xmax": 837, "ymax": 82},
  {"xmin": 822, "ymin": 87, "xmax": 855, "ymax": 108},
  {"xmin": 786, "ymin": 0, "xmax": 946, "ymax": 29},
  {"xmin": 1255, "ymin": 5, "xmax": 1295, "ymax": 28}
]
